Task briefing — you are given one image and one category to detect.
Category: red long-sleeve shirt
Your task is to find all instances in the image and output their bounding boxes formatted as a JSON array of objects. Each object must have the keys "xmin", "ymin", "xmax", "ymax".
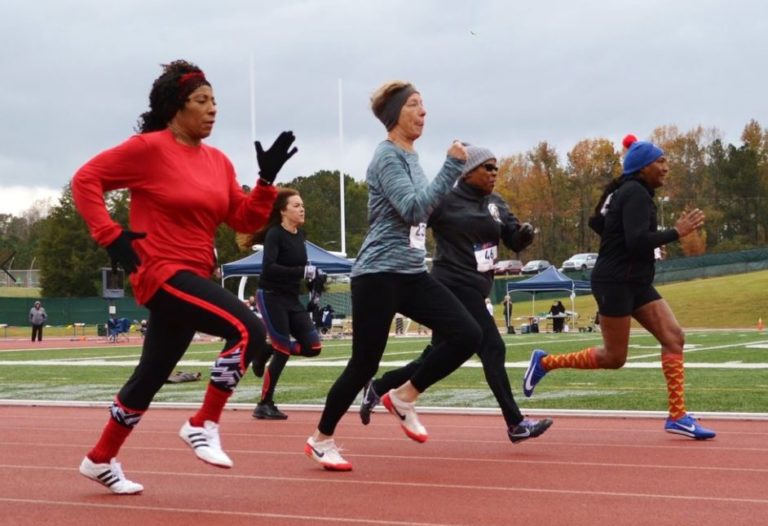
[{"xmin": 72, "ymin": 129, "xmax": 277, "ymax": 305}]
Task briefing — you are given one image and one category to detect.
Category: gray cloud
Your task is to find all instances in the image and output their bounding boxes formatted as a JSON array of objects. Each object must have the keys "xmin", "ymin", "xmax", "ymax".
[{"xmin": 0, "ymin": 0, "xmax": 765, "ymax": 215}]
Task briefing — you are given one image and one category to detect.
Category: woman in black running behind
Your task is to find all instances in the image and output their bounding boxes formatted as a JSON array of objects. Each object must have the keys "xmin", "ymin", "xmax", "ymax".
[{"xmin": 249, "ymin": 188, "xmax": 323, "ymax": 420}]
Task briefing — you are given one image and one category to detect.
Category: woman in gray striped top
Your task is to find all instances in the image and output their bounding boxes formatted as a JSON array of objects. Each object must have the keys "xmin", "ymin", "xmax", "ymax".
[{"xmin": 305, "ymin": 80, "xmax": 482, "ymax": 470}]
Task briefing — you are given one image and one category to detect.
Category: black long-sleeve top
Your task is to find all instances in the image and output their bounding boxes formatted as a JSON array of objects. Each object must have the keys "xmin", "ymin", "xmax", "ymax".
[
  {"xmin": 429, "ymin": 180, "xmax": 528, "ymax": 297},
  {"xmin": 591, "ymin": 178, "xmax": 679, "ymax": 285},
  {"xmin": 258, "ymin": 225, "xmax": 308, "ymax": 296}
]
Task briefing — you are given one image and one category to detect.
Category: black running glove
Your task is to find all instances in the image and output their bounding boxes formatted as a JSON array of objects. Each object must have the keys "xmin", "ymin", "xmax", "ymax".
[
  {"xmin": 106, "ymin": 230, "xmax": 147, "ymax": 274},
  {"xmin": 254, "ymin": 131, "xmax": 298, "ymax": 184}
]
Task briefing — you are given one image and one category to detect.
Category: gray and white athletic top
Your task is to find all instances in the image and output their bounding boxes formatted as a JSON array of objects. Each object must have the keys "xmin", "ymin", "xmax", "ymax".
[{"xmin": 351, "ymin": 140, "xmax": 464, "ymax": 277}]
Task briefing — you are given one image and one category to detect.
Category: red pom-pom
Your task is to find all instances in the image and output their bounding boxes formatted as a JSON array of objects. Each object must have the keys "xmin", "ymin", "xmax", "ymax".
[{"xmin": 622, "ymin": 134, "xmax": 638, "ymax": 149}]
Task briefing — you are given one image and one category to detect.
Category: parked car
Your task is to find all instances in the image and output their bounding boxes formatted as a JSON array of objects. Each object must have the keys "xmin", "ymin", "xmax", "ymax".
[
  {"xmin": 521, "ymin": 259, "xmax": 551, "ymax": 275},
  {"xmin": 493, "ymin": 259, "xmax": 523, "ymax": 276},
  {"xmin": 560, "ymin": 253, "xmax": 598, "ymax": 272}
]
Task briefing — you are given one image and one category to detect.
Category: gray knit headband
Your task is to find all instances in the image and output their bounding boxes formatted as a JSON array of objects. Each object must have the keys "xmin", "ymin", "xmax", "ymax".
[{"xmin": 377, "ymin": 85, "xmax": 417, "ymax": 131}]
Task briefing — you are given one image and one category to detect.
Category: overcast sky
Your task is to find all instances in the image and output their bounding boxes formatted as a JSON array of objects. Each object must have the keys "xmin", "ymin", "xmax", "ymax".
[{"xmin": 1, "ymin": 0, "xmax": 765, "ymax": 216}]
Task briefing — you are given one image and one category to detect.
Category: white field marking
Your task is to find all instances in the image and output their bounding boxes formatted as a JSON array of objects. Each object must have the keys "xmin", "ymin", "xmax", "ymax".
[
  {"xmin": 501, "ymin": 332, "xmax": 764, "ymax": 350},
  {"xmin": 629, "ymin": 340, "xmax": 768, "ymax": 360},
  {"xmin": 1, "ymin": 358, "xmax": 768, "ymax": 369},
  {"xmin": 2, "ymin": 467, "xmax": 768, "ymax": 507},
  {"xmin": 509, "ymin": 389, "xmax": 623, "ymax": 400}
]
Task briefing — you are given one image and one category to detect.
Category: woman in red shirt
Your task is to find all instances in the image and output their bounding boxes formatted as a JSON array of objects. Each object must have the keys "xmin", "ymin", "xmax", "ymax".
[{"xmin": 72, "ymin": 60, "xmax": 297, "ymax": 494}]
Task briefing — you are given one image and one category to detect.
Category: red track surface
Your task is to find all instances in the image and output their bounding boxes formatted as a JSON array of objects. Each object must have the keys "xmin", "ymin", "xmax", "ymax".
[{"xmin": 0, "ymin": 405, "xmax": 765, "ymax": 526}]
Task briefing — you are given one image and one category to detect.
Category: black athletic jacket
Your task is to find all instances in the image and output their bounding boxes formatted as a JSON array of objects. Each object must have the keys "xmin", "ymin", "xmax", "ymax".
[
  {"xmin": 429, "ymin": 180, "xmax": 529, "ymax": 297},
  {"xmin": 259, "ymin": 225, "xmax": 308, "ymax": 296},
  {"xmin": 591, "ymin": 178, "xmax": 678, "ymax": 285}
]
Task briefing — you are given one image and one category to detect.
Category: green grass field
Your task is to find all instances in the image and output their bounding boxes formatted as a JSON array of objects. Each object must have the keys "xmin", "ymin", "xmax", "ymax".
[
  {"xmin": 1, "ymin": 330, "xmax": 766, "ymax": 414},
  {"xmin": 2, "ymin": 270, "xmax": 766, "ymax": 415}
]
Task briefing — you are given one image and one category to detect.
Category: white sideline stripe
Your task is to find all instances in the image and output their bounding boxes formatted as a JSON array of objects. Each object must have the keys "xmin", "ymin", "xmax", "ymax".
[
  {"xmin": 2, "ymin": 358, "xmax": 768, "ymax": 369},
  {"xmin": 630, "ymin": 340, "xmax": 768, "ymax": 360},
  {"xmin": 1, "ymin": 399, "xmax": 767, "ymax": 420}
]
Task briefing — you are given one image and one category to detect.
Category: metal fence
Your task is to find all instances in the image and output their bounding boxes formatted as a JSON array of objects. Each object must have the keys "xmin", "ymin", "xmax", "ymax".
[{"xmin": 0, "ymin": 269, "xmax": 40, "ymax": 288}]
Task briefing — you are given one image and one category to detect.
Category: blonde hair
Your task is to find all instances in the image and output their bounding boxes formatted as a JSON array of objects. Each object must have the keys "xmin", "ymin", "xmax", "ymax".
[{"xmin": 370, "ymin": 80, "xmax": 418, "ymax": 130}]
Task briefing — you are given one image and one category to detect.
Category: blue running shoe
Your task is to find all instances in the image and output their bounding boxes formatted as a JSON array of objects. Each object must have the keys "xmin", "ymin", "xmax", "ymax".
[
  {"xmin": 664, "ymin": 414, "xmax": 716, "ymax": 440},
  {"xmin": 522, "ymin": 349, "xmax": 548, "ymax": 397}
]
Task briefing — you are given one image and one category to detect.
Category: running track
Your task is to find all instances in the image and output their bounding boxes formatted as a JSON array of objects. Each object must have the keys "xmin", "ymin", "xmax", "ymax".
[{"xmin": 0, "ymin": 404, "xmax": 765, "ymax": 526}]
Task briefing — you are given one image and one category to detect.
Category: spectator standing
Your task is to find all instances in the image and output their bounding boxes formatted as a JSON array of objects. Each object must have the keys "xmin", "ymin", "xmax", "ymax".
[
  {"xmin": 502, "ymin": 294, "xmax": 514, "ymax": 334},
  {"xmin": 549, "ymin": 300, "xmax": 566, "ymax": 333},
  {"xmin": 29, "ymin": 301, "xmax": 47, "ymax": 342}
]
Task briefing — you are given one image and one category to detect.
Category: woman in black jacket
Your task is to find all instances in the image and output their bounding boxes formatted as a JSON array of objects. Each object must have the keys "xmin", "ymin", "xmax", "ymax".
[{"xmin": 523, "ymin": 137, "xmax": 715, "ymax": 440}]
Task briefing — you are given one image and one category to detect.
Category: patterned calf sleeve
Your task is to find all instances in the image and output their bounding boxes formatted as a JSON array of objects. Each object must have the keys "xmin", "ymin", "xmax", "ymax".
[
  {"xmin": 188, "ymin": 347, "xmax": 242, "ymax": 426},
  {"xmin": 210, "ymin": 347, "xmax": 244, "ymax": 391},
  {"xmin": 541, "ymin": 347, "xmax": 598, "ymax": 371},
  {"xmin": 87, "ymin": 400, "xmax": 144, "ymax": 463},
  {"xmin": 662, "ymin": 354, "xmax": 686, "ymax": 420}
]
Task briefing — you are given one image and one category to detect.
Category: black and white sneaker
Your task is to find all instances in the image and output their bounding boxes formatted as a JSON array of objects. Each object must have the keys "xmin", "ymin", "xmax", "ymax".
[
  {"xmin": 508, "ymin": 418, "xmax": 553, "ymax": 444},
  {"xmin": 359, "ymin": 379, "xmax": 380, "ymax": 425},
  {"xmin": 79, "ymin": 456, "xmax": 143, "ymax": 494},
  {"xmin": 179, "ymin": 420, "xmax": 233, "ymax": 468}
]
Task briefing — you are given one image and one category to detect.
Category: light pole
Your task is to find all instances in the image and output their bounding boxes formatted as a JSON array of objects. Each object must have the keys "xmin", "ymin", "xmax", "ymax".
[{"xmin": 659, "ymin": 196, "xmax": 670, "ymax": 229}]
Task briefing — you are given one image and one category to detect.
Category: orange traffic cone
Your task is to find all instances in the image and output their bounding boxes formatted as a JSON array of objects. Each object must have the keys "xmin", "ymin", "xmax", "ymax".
[{"xmin": 759, "ymin": 318, "xmax": 765, "ymax": 332}]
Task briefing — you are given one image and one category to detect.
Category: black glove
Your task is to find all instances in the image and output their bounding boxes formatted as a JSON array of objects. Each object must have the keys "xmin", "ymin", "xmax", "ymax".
[
  {"xmin": 254, "ymin": 131, "xmax": 298, "ymax": 184},
  {"xmin": 106, "ymin": 230, "xmax": 147, "ymax": 274},
  {"xmin": 517, "ymin": 223, "xmax": 535, "ymax": 249}
]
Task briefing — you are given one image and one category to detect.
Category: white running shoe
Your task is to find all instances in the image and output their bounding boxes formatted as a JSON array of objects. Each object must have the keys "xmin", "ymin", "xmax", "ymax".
[
  {"xmin": 79, "ymin": 456, "xmax": 144, "ymax": 494},
  {"xmin": 381, "ymin": 390, "xmax": 428, "ymax": 443},
  {"xmin": 179, "ymin": 420, "xmax": 233, "ymax": 468},
  {"xmin": 304, "ymin": 436, "xmax": 353, "ymax": 471}
]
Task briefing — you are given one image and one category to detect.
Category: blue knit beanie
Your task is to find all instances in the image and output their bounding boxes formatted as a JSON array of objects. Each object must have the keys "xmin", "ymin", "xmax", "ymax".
[{"xmin": 622, "ymin": 141, "xmax": 664, "ymax": 176}]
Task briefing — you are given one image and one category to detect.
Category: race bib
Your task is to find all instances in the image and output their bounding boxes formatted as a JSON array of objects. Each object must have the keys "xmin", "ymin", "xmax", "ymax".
[
  {"xmin": 409, "ymin": 223, "xmax": 427, "ymax": 250},
  {"xmin": 474, "ymin": 243, "xmax": 498, "ymax": 272}
]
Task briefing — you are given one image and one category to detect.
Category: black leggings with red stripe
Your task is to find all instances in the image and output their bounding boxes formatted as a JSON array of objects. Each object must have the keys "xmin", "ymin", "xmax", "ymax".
[{"xmin": 117, "ymin": 271, "xmax": 268, "ymax": 411}]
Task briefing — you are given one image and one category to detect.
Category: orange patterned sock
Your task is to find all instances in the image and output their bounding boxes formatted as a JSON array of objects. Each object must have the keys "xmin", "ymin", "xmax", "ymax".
[
  {"xmin": 662, "ymin": 354, "xmax": 686, "ymax": 420},
  {"xmin": 541, "ymin": 347, "xmax": 599, "ymax": 371}
]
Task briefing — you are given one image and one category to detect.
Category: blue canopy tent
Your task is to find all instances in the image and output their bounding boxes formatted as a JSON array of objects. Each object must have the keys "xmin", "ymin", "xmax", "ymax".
[
  {"xmin": 221, "ymin": 241, "xmax": 353, "ymax": 299},
  {"xmin": 506, "ymin": 266, "xmax": 591, "ymax": 322}
]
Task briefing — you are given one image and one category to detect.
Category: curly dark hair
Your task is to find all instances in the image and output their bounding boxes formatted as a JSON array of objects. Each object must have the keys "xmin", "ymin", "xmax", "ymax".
[{"xmin": 135, "ymin": 60, "xmax": 211, "ymax": 133}]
